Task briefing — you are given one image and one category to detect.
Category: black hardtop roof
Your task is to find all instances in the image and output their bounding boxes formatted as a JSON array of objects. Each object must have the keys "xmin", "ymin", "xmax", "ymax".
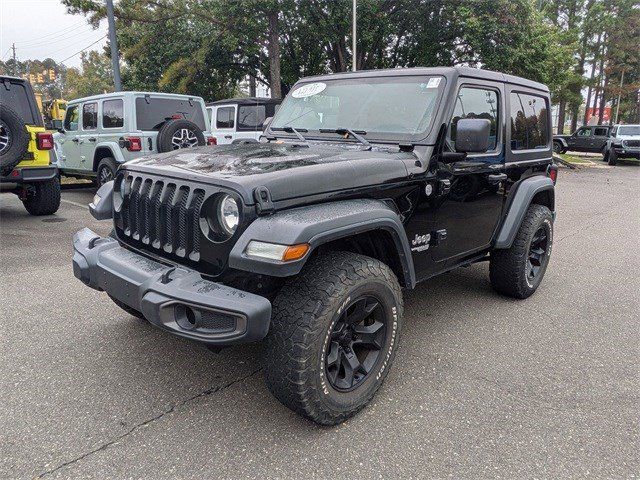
[
  {"xmin": 296, "ymin": 66, "xmax": 549, "ymax": 94},
  {"xmin": 0, "ymin": 75, "xmax": 28, "ymax": 83},
  {"xmin": 207, "ymin": 97, "xmax": 281, "ymax": 107}
]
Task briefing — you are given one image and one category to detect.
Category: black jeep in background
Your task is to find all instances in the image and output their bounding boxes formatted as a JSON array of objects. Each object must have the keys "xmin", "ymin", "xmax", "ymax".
[
  {"xmin": 553, "ymin": 125, "xmax": 611, "ymax": 154},
  {"xmin": 73, "ymin": 67, "xmax": 557, "ymax": 425}
]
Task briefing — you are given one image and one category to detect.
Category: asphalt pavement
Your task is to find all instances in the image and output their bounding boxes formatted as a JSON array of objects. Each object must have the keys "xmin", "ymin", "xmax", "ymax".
[{"xmin": 1, "ymin": 164, "xmax": 639, "ymax": 479}]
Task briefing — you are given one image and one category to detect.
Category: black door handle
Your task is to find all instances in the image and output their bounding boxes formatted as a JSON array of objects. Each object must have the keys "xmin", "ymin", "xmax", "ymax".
[
  {"xmin": 71, "ymin": 138, "xmax": 79, "ymax": 143},
  {"xmin": 88, "ymin": 137, "xmax": 97, "ymax": 142},
  {"xmin": 224, "ymin": 135, "xmax": 232, "ymax": 139},
  {"xmin": 487, "ymin": 173, "xmax": 507, "ymax": 183}
]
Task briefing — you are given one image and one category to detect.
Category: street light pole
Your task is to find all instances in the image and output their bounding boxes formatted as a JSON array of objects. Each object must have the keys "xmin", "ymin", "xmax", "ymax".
[
  {"xmin": 352, "ymin": 0, "xmax": 357, "ymax": 72},
  {"xmin": 105, "ymin": 0, "xmax": 123, "ymax": 91}
]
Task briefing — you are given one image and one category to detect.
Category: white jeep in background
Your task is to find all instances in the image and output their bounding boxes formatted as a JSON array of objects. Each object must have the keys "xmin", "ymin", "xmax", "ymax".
[
  {"xmin": 603, "ymin": 124, "xmax": 640, "ymax": 165},
  {"xmin": 53, "ymin": 92, "xmax": 212, "ymax": 185},
  {"xmin": 206, "ymin": 97, "xmax": 281, "ymax": 145}
]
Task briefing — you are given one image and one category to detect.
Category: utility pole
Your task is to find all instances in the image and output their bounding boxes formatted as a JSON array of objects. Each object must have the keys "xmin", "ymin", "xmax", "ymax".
[
  {"xmin": 105, "ymin": 0, "xmax": 122, "ymax": 91},
  {"xmin": 11, "ymin": 43, "xmax": 16, "ymax": 75},
  {"xmin": 614, "ymin": 69, "xmax": 625, "ymax": 125},
  {"xmin": 352, "ymin": 0, "xmax": 357, "ymax": 72}
]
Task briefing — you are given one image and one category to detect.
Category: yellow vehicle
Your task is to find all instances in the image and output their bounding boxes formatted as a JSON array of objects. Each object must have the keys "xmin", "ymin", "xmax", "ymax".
[
  {"xmin": 0, "ymin": 76, "xmax": 60, "ymax": 215},
  {"xmin": 34, "ymin": 93, "xmax": 67, "ymax": 129}
]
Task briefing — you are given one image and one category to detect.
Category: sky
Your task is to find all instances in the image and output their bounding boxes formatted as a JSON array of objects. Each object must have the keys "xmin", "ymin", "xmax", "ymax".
[{"xmin": 0, "ymin": 0, "xmax": 108, "ymax": 69}]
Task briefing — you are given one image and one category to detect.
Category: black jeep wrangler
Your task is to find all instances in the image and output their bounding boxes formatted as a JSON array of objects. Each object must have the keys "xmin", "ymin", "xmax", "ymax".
[{"xmin": 73, "ymin": 67, "xmax": 557, "ymax": 425}]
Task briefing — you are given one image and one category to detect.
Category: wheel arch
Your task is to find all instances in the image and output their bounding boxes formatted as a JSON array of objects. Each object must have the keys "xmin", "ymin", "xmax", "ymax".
[
  {"xmin": 228, "ymin": 199, "xmax": 416, "ymax": 288},
  {"xmin": 92, "ymin": 143, "xmax": 123, "ymax": 172},
  {"xmin": 494, "ymin": 175, "xmax": 555, "ymax": 249}
]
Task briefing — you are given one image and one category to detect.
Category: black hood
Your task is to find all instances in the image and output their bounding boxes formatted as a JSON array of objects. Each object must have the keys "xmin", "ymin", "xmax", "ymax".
[{"xmin": 124, "ymin": 143, "xmax": 413, "ymax": 204}]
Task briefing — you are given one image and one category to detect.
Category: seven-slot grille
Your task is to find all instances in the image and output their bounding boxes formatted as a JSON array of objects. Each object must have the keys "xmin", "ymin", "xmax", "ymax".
[
  {"xmin": 622, "ymin": 140, "xmax": 640, "ymax": 148},
  {"xmin": 120, "ymin": 175, "xmax": 206, "ymax": 261}
]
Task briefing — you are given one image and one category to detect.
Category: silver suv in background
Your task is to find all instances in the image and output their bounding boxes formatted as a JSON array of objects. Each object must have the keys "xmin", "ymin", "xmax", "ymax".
[
  {"xmin": 53, "ymin": 92, "xmax": 212, "ymax": 185},
  {"xmin": 206, "ymin": 97, "xmax": 280, "ymax": 144},
  {"xmin": 603, "ymin": 124, "xmax": 640, "ymax": 165}
]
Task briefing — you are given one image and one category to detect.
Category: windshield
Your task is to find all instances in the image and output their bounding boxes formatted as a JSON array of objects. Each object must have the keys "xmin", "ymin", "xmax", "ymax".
[
  {"xmin": 271, "ymin": 76, "xmax": 445, "ymax": 140},
  {"xmin": 618, "ymin": 126, "xmax": 640, "ymax": 136}
]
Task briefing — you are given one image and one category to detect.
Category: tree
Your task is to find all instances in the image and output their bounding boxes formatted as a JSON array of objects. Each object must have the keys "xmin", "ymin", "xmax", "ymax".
[{"xmin": 63, "ymin": 50, "xmax": 114, "ymax": 98}]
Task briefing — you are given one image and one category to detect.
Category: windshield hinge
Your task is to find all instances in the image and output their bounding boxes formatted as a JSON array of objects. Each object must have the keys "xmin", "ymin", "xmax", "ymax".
[
  {"xmin": 398, "ymin": 142, "xmax": 414, "ymax": 152},
  {"xmin": 253, "ymin": 186, "xmax": 274, "ymax": 215}
]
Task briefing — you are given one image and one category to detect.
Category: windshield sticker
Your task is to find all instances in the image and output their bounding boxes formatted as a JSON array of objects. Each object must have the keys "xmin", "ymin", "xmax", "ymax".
[
  {"xmin": 426, "ymin": 77, "xmax": 441, "ymax": 88},
  {"xmin": 292, "ymin": 82, "xmax": 327, "ymax": 98}
]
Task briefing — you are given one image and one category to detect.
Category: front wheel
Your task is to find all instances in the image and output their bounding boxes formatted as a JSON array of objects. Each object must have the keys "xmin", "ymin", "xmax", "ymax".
[
  {"xmin": 608, "ymin": 148, "xmax": 618, "ymax": 166},
  {"xmin": 22, "ymin": 176, "xmax": 61, "ymax": 216},
  {"xmin": 490, "ymin": 204, "xmax": 553, "ymax": 299},
  {"xmin": 263, "ymin": 252, "xmax": 403, "ymax": 425}
]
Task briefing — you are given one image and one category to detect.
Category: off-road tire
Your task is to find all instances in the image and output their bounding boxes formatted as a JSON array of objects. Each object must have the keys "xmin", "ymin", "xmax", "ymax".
[
  {"xmin": 552, "ymin": 141, "xmax": 566, "ymax": 155},
  {"xmin": 602, "ymin": 146, "xmax": 609, "ymax": 162},
  {"xmin": 263, "ymin": 251, "xmax": 404, "ymax": 426},
  {"xmin": 22, "ymin": 176, "xmax": 61, "ymax": 216},
  {"xmin": 96, "ymin": 157, "xmax": 118, "ymax": 186},
  {"xmin": 0, "ymin": 104, "xmax": 30, "ymax": 174},
  {"xmin": 156, "ymin": 119, "xmax": 205, "ymax": 153},
  {"xmin": 108, "ymin": 294, "xmax": 145, "ymax": 320},
  {"xmin": 490, "ymin": 204, "xmax": 553, "ymax": 299},
  {"xmin": 608, "ymin": 148, "xmax": 618, "ymax": 166}
]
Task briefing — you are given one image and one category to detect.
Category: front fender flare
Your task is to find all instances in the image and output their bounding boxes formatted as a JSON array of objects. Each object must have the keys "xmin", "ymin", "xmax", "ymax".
[
  {"xmin": 494, "ymin": 176, "xmax": 555, "ymax": 249},
  {"xmin": 229, "ymin": 199, "xmax": 416, "ymax": 288}
]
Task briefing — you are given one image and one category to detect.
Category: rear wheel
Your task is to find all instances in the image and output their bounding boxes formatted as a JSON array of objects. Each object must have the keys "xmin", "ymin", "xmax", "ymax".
[
  {"xmin": 263, "ymin": 252, "xmax": 403, "ymax": 425},
  {"xmin": 22, "ymin": 176, "xmax": 61, "ymax": 216},
  {"xmin": 96, "ymin": 157, "xmax": 118, "ymax": 186},
  {"xmin": 490, "ymin": 204, "xmax": 553, "ymax": 299}
]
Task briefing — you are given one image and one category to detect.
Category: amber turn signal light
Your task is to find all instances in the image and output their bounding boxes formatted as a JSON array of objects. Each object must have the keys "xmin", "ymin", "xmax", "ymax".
[{"xmin": 282, "ymin": 244, "xmax": 309, "ymax": 262}]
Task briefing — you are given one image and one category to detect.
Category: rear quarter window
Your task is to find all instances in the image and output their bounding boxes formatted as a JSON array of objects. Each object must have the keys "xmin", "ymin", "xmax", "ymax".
[
  {"xmin": 135, "ymin": 97, "xmax": 206, "ymax": 131},
  {"xmin": 1, "ymin": 80, "xmax": 37, "ymax": 125},
  {"xmin": 237, "ymin": 105, "xmax": 266, "ymax": 131},
  {"xmin": 509, "ymin": 92, "xmax": 550, "ymax": 151}
]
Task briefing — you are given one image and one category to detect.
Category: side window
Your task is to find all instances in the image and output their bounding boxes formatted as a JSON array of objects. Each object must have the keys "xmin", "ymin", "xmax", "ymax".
[
  {"xmin": 577, "ymin": 128, "xmax": 591, "ymax": 137},
  {"xmin": 509, "ymin": 92, "xmax": 549, "ymax": 150},
  {"xmin": 237, "ymin": 105, "xmax": 267, "ymax": 131},
  {"xmin": 594, "ymin": 127, "xmax": 608, "ymax": 137},
  {"xmin": 611, "ymin": 126, "xmax": 618, "ymax": 137},
  {"xmin": 82, "ymin": 102, "xmax": 98, "ymax": 130},
  {"xmin": 449, "ymin": 87, "xmax": 499, "ymax": 151},
  {"xmin": 102, "ymin": 99, "xmax": 124, "ymax": 128},
  {"xmin": 216, "ymin": 106, "xmax": 235, "ymax": 129},
  {"xmin": 64, "ymin": 105, "xmax": 79, "ymax": 131}
]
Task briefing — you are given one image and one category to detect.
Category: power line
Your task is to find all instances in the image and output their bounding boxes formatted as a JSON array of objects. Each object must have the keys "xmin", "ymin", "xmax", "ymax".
[
  {"xmin": 14, "ymin": 20, "xmax": 89, "ymax": 45},
  {"xmin": 32, "ymin": 31, "xmax": 108, "ymax": 58},
  {"xmin": 59, "ymin": 35, "xmax": 107, "ymax": 64},
  {"xmin": 16, "ymin": 25, "xmax": 97, "ymax": 50}
]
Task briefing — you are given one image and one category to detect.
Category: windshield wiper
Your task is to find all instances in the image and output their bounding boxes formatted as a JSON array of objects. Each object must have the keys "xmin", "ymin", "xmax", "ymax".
[
  {"xmin": 271, "ymin": 126, "xmax": 308, "ymax": 143},
  {"xmin": 319, "ymin": 127, "xmax": 371, "ymax": 149}
]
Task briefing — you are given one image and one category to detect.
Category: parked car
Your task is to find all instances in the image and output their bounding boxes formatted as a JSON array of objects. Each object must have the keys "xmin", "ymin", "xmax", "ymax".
[
  {"xmin": 553, "ymin": 125, "xmax": 611, "ymax": 154},
  {"xmin": 53, "ymin": 91, "xmax": 212, "ymax": 186},
  {"xmin": 73, "ymin": 67, "xmax": 557, "ymax": 425},
  {"xmin": 206, "ymin": 97, "xmax": 280, "ymax": 144},
  {"xmin": 603, "ymin": 124, "xmax": 640, "ymax": 165},
  {"xmin": 0, "ymin": 75, "xmax": 60, "ymax": 215}
]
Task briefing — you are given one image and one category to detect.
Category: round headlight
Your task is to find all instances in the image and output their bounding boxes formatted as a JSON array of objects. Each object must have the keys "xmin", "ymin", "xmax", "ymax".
[{"xmin": 217, "ymin": 194, "xmax": 239, "ymax": 235}]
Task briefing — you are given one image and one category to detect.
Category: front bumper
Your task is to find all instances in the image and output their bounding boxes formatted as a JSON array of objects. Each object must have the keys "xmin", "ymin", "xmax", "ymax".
[
  {"xmin": 72, "ymin": 228, "xmax": 272, "ymax": 346},
  {"xmin": 613, "ymin": 147, "xmax": 640, "ymax": 159},
  {"xmin": 0, "ymin": 165, "xmax": 58, "ymax": 184}
]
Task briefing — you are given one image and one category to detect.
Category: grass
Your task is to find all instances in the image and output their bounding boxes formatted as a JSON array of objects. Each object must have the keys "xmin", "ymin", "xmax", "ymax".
[{"xmin": 557, "ymin": 153, "xmax": 595, "ymax": 165}]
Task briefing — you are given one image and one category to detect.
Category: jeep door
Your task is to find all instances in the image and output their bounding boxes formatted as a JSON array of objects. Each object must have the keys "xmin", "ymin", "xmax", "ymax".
[
  {"xmin": 592, "ymin": 126, "xmax": 610, "ymax": 151},
  {"xmin": 212, "ymin": 105, "xmax": 237, "ymax": 144},
  {"xmin": 79, "ymin": 101, "xmax": 99, "ymax": 171},
  {"xmin": 57, "ymin": 103, "xmax": 81, "ymax": 171},
  {"xmin": 573, "ymin": 127, "xmax": 592, "ymax": 151},
  {"xmin": 432, "ymin": 82, "xmax": 505, "ymax": 265}
]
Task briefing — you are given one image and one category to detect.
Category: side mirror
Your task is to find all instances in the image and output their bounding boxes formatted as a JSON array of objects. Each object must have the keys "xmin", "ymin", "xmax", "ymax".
[
  {"xmin": 455, "ymin": 118, "xmax": 491, "ymax": 153},
  {"xmin": 51, "ymin": 119, "xmax": 64, "ymax": 132},
  {"xmin": 262, "ymin": 117, "xmax": 273, "ymax": 131}
]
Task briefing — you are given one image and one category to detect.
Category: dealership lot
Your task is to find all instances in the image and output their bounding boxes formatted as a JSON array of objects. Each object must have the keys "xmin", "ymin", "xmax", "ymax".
[{"xmin": 1, "ymin": 165, "xmax": 638, "ymax": 479}]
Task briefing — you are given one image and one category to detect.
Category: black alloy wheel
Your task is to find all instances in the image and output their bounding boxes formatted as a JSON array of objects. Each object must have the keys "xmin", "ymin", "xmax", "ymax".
[
  {"xmin": 527, "ymin": 227, "xmax": 549, "ymax": 282},
  {"xmin": 0, "ymin": 119, "xmax": 11, "ymax": 155},
  {"xmin": 99, "ymin": 165, "xmax": 114, "ymax": 185},
  {"xmin": 324, "ymin": 295, "xmax": 387, "ymax": 392}
]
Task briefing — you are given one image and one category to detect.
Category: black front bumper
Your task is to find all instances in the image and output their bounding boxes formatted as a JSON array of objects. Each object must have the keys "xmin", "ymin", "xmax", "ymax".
[
  {"xmin": 0, "ymin": 166, "xmax": 58, "ymax": 184},
  {"xmin": 72, "ymin": 228, "xmax": 272, "ymax": 346}
]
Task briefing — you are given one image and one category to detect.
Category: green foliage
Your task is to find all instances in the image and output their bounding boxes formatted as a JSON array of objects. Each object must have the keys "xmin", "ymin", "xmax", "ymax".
[{"xmin": 64, "ymin": 50, "xmax": 114, "ymax": 98}]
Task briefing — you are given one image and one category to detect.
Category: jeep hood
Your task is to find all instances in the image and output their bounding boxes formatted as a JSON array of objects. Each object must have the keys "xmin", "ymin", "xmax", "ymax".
[{"xmin": 123, "ymin": 143, "xmax": 413, "ymax": 204}]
